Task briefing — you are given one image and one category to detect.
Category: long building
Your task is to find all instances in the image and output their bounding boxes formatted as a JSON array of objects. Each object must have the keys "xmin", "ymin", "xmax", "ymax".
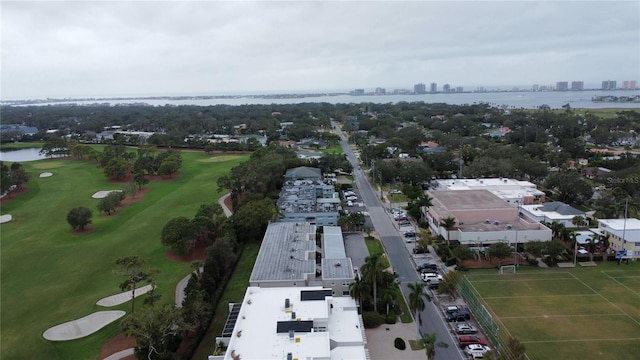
[
  {"xmin": 425, "ymin": 189, "xmax": 551, "ymax": 246},
  {"xmin": 430, "ymin": 177, "xmax": 545, "ymax": 205},
  {"xmin": 219, "ymin": 286, "xmax": 367, "ymax": 360}
]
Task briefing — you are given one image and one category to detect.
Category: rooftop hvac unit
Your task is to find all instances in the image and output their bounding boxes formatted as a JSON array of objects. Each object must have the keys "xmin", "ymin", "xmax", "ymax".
[
  {"xmin": 285, "ymin": 298, "xmax": 290, "ymax": 309},
  {"xmin": 506, "ymin": 224, "xmax": 513, "ymax": 230},
  {"xmin": 494, "ymin": 220, "xmax": 500, "ymax": 225}
]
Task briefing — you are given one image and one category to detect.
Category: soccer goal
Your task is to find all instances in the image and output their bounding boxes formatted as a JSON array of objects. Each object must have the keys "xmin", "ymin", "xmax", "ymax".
[{"xmin": 499, "ymin": 265, "xmax": 516, "ymax": 274}]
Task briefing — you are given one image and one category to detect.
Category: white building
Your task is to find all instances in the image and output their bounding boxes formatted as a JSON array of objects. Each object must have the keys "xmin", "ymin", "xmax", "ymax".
[
  {"xmin": 218, "ymin": 286, "xmax": 367, "ymax": 360},
  {"xmin": 431, "ymin": 178, "xmax": 545, "ymax": 205},
  {"xmin": 520, "ymin": 202, "xmax": 586, "ymax": 228},
  {"xmin": 597, "ymin": 218, "xmax": 640, "ymax": 257}
]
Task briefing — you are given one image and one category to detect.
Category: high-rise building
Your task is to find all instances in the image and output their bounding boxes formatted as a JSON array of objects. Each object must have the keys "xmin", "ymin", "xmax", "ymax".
[
  {"xmin": 623, "ymin": 80, "xmax": 637, "ymax": 89},
  {"xmin": 414, "ymin": 83, "xmax": 426, "ymax": 94},
  {"xmin": 456, "ymin": 86, "xmax": 463, "ymax": 93},
  {"xmin": 443, "ymin": 84, "xmax": 451, "ymax": 93},
  {"xmin": 374, "ymin": 87, "xmax": 385, "ymax": 95},
  {"xmin": 533, "ymin": 84, "xmax": 539, "ymax": 92},
  {"xmin": 556, "ymin": 81, "xmax": 569, "ymax": 91},
  {"xmin": 602, "ymin": 80, "xmax": 617, "ymax": 90},
  {"xmin": 430, "ymin": 82, "xmax": 437, "ymax": 93},
  {"xmin": 571, "ymin": 81, "xmax": 584, "ymax": 90}
]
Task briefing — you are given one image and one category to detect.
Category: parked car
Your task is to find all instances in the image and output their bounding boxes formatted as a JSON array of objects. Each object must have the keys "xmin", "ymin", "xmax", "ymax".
[
  {"xmin": 421, "ymin": 272, "xmax": 443, "ymax": 283},
  {"xmin": 446, "ymin": 308, "xmax": 471, "ymax": 322},
  {"xmin": 345, "ymin": 195, "xmax": 358, "ymax": 201},
  {"xmin": 416, "ymin": 263, "xmax": 437, "ymax": 272},
  {"xmin": 389, "ymin": 189, "xmax": 402, "ymax": 194},
  {"xmin": 456, "ymin": 323, "xmax": 479, "ymax": 335},
  {"xmin": 458, "ymin": 334, "xmax": 485, "ymax": 346},
  {"xmin": 404, "ymin": 231, "xmax": 416, "ymax": 237},
  {"xmin": 464, "ymin": 344, "xmax": 491, "ymax": 358},
  {"xmin": 347, "ymin": 201, "xmax": 353, "ymax": 207},
  {"xmin": 398, "ymin": 220, "xmax": 411, "ymax": 226},
  {"xmin": 428, "ymin": 279, "xmax": 441, "ymax": 289},
  {"xmin": 413, "ymin": 246, "xmax": 429, "ymax": 254},
  {"xmin": 446, "ymin": 305, "xmax": 465, "ymax": 315}
]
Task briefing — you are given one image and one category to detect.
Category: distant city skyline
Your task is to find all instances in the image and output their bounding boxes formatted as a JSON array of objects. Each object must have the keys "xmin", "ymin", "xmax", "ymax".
[{"xmin": 2, "ymin": 1, "xmax": 638, "ymax": 100}]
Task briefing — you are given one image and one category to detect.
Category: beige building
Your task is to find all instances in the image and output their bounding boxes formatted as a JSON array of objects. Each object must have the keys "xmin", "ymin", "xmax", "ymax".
[
  {"xmin": 596, "ymin": 218, "xmax": 640, "ymax": 258},
  {"xmin": 426, "ymin": 190, "xmax": 551, "ymax": 246}
]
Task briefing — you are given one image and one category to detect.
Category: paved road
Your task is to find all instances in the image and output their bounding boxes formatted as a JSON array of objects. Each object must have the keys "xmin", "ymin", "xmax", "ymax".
[{"xmin": 333, "ymin": 121, "xmax": 465, "ymax": 360}]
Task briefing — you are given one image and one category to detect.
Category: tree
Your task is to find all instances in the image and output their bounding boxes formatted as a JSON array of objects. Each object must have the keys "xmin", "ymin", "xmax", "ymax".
[
  {"xmin": 157, "ymin": 158, "xmax": 180, "ymax": 178},
  {"xmin": 114, "ymin": 256, "xmax": 158, "ymax": 314},
  {"xmin": 161, "ymin": 217, "xmax": 194, "ymax": 254},
  {"xmin": 488, "ymin": 242, "xmax": 512, "ymax": 268},
  {"xmin": 378, "ymin": 287, "xmax": 396, "ymax": 316},
  {"xmin": 361, "ymin": 253, "xmax": 386, "ymax": 313},
  {"xmin": 349, "ymin": 277, "xmax": 371, "ymax": 308},
  {"xmin": 437, "ymin": 270, "xmax": 462, "ymax": 301},
  {"xmin": 407, "ymin": 281, "xmax": 429, "ymax": 325},
  {"xmin": 124, "ymin": 181, "xmax": 139, "ymax": 198},
  {"xmin": 571, "ymin": 215, "xmax": 585, "ymax": 228},
  {"xmin": 104, "ymin": 157, "xmax": 131, "ymax": 180},
  {"xmin": 549, "ymin": 221, "xmax": 565, "ymax": 240},
  {"xmin": 98, "ymin": 191, "xmax": 124, "ymax": 215},
  {"xmin": 9, "ymin": 163, "xmax": 29, "ymax": 189},
  {"xmin": 418, "ymin": 332, "xmax": 437, "ymax": 360},
  {"xmin": 439, "ymin": 216, "xmax": 457, "ymax": 246},
  {"xmin": 231, "ymin": 197, "xmax": 275, "ymax": 243},
  {"xmin": 67, "ymin": 206, "xmax": 93, "ymax": 230},
  {"xmin": 0, "ymin": 162, "xmax": 11, "ymax": 194},
  {"xmin": 544, "ymin": 171, "xmax": 593, "ymax": 205},
  {"xmin": 452, "ymin": 246, "xmax": 474, "ymax": 268},
  {"xmin": 120, "ymin": 304, "xmax": 185, "ymax": 360}
]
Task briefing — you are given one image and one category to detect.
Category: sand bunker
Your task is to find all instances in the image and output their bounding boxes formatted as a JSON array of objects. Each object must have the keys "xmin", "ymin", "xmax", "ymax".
[
  {"xmin": 39, "ymin": 172, "xmax": 53, "ymax": 178},
  {"xmin": 96, "ymin": 284, "xmax": 155, "ymax": 307},
  {"xmin": 92, "ymin": 190, "xmax": 123, "ymax": 199},
  {"xmin": 0, "ymin": 215, "xmax": 12, "ymax": 224},
  {"xmin": 43, "ymin": 310, "xmax": 125, "ymax": 341}
]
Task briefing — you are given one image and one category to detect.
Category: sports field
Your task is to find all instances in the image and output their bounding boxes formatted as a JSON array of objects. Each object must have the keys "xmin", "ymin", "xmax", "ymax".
[{"xmin": 465, "ymin": 263, "xmax": 640, "ymax": 360}]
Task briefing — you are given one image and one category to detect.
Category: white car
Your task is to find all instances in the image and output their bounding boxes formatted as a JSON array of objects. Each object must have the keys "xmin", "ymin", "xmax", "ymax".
[
  {"xmin": 346, "ymin": 195, "xmax": 358, "ymax": 201},
  {"xmin": 389, "ymin": 189, "xmax": 402, "ymax": 194},
  {"xmin": 421, "ymin": 272, "xmax": 443, "ymax": 282},
  {"xmin": 455, "ymin": 322, "xmax": 478, "ymax": 334},
  {"xmin": 347, "ymin": 201, "xmax": 353, "ymax": 207},
  {"xmin": 464, "ymin": 344, "xmax": 491, "ymax": 358}
]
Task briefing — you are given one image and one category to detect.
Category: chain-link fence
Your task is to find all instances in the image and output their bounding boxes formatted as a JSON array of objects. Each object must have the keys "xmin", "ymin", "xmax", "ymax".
[{"xmin": 458, "ymin": 276, "xmax": 520, "ymax": 360}]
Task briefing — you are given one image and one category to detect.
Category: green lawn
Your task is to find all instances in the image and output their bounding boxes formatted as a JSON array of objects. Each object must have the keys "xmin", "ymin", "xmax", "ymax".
[
  {"xmin": 465, "ymin": 264, "xmax": 640, "ymax": 360},
  {"xmin": 0, "ymin": 151, "xmax": 250, "ymax": 359},
  {"xmin": 0, "ymin": 142, "xmax": 44, "ymax": 150}
]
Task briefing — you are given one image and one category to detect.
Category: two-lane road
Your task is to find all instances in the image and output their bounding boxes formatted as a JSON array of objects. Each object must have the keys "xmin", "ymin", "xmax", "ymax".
[{"xmin": 333, "ymin": 121, "xmax": 464, "ymax": 359}]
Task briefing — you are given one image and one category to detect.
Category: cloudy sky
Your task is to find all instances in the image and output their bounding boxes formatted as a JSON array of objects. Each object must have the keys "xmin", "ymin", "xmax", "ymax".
[{"xmin": 2, "ymin": 0, "xmax": 639, "ymax": 100}]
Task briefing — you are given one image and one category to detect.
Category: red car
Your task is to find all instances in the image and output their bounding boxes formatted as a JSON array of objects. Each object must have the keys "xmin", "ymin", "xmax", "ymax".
[{"xmin": 458, "ymin": 335, "xmax": 487, "ymax": 348}]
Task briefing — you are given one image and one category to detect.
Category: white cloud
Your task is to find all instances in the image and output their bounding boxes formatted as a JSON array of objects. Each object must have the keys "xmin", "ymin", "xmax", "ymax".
[{"xmin": 2, "ymin": 0, "xmax": 638, "ymax": 99}]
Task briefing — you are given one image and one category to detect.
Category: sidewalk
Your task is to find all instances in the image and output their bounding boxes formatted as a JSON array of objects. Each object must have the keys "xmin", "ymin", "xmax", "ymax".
[{"xmin": 365, "ymin": 323, "xmax": 426, "ymax": 360}]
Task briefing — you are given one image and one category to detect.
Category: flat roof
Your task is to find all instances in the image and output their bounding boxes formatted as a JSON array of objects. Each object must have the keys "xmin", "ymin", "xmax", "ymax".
[
  {"xmin": 224, "ymin": 286, "xmax": 364, "ymax": 360},
  {"xmin": 278, "ymin": 179, "xmax": 341, "ymax": 214},
  {"xmin": 249, "ymin": 222, "xmax": 316, "ymax": 283},
  {"xmin": 323, "ymin": 226, "xmax": 347, "ymax": 259},
  {"xmin": 429, "ymin": 190, "xmax": 513, "ymax": 212},
  {"xmin": 433, "ymin": 178, "xmax": 545, "ymax": 200},
  {"xmin": 598, "ymin": 218, "xmax": 640, "ymax": 231},
  {"xmin": 321, "ymin": 258, "xmax": 354, "ymax": 280}
]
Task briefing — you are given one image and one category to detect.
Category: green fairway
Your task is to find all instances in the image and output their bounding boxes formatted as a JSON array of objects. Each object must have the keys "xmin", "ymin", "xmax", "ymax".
[
  {"xmin": 465, "ymin": 264, "xmax": 640, "ymax": 360},
  {"xmin": 0, "ymin": 151, "xmax": 250, "ymax": 359}
]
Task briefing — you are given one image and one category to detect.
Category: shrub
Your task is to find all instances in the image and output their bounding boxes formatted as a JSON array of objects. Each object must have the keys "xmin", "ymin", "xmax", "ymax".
[
  {"xmin": 394, "ymin": 337, "xmax": 406, "ymax": 350},
  {"xmin": 527, "ymin": 258, "xmax": 539, "ymax": 266},
  {"xmin": 362, "ymin": 311, "xmax": 386, "ymax": 328},
  {"xmin": 385, "ymin": 312, "xmax": 397, "ymax": 324}
]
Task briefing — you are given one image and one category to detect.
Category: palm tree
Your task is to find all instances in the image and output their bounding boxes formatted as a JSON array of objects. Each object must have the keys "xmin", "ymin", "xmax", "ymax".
[
  {"xmin": 550, "ymin": 221, "xmax": 565, "ymax": 240},
  {"xmin": 407, "ymin": 281, "xmax": 430, "ymax": 326},
  {"xmin": 418, "ymin": 332, "xmax": 437, "ymax": 360},
  {"xmin": 361, "ymin": 253, "xmax": 385, "ymax": 312},
  {"xmin": 439, "ymin": 216, "xmax": 457, "ymax": 246},
  {"xmin": 571, "ymin": 215, "xmax": 585, "ymax": 228},
  {"xmin": 349, "ymin": 277, "xmax": 370, "ymax": 308},
  {"xmin": 378, "ymin": 287, "xmax": 396, "ymax": 316}
]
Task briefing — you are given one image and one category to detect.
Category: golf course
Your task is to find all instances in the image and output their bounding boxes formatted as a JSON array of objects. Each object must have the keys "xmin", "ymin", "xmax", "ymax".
[{"xmin": 0, "ymin": 148, "xmax": 250, "ymax": 359}]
